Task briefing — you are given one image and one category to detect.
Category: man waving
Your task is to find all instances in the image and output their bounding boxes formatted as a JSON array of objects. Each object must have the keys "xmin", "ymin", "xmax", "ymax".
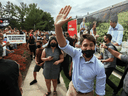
[{"xmin": 54, "ymin": 5, "xmax": 106, "ymax": 96}]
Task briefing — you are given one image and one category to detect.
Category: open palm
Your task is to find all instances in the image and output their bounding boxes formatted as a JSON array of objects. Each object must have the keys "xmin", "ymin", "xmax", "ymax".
[{"xmin": 54, "ymin": 5, "xmax": 72, "ymax": 27}]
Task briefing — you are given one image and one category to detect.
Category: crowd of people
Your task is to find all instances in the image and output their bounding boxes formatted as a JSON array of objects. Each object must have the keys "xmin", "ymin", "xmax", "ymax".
[{"xmin": 0, "ymin": 5, "xmax": 128, "ymax": 96}]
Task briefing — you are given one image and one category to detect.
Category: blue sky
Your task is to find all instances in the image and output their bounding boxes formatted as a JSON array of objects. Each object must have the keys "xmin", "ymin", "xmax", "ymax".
[{"xmin": 1, "ymin": 0, "xmax": 126, "ymax": 20}]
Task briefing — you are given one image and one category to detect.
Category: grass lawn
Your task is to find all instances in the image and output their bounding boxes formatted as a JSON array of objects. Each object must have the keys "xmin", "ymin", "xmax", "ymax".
[{"xmin": 61, "ymin": 70, "xmax": 123, "ymax": 96}]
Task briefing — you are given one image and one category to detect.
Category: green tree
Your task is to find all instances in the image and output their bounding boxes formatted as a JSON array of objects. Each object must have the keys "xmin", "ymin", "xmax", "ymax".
[{"xmin": 25, "ymin": 8, "xmax": 54, "ymax": 31}]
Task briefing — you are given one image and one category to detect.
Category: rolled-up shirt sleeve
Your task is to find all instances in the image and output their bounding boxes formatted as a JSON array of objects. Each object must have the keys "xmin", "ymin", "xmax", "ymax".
[
  {"xmin": 121, "ymin": 55, "xmax": 128, "ymax": 63},
  {"xmin": 58, "ymin": 40, "xmax": 77, "ymax": 58},
  {"xmin": 95, "ymin": 65, "xmax": 106, "ymax": 95}
]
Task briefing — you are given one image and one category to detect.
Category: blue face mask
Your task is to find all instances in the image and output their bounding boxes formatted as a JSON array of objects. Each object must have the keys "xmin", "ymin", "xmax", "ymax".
[{"xmin": 82, "ymin": 50, "xmax": 95, "ymax": 58}]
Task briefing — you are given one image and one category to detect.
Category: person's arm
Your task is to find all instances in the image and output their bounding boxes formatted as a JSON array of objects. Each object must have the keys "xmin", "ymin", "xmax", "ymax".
[
  {"xmin": 18, "ymin": 71, "xmax": 23, "ymax": 94},
  {"xmin": 95, "ymin": 64, "xmax": 106, "ymax": 96},
  {"xmin": 69, "ymin": 61, "xmax": 73, "ymax": 77},
  {"xmin": 27, "ymin": 43, "xmax": 29, "ymax": 49},
  {"xmin": 6, "ymin": 48, "xmax": 12, "ymax": 53},
  {"xmin": 35, "ymin": 49, "xmax": 39, "ymax": 65},
  {"xmin": 101, "ymin": 58, "xmax": 114, "ymax": 63},
  {"xmin": 102, "ymin": 45, "xmax": 121, "ymax": 60},
  {"xmin": 41, "ymin": 49, "xmax": 53, "ymax": 61},
  {"xmin": 53, "ymin": 52, "xmax": 64, "ymax": 65},
  {"xmin": 113, "ymin": 42, "xmax": 119, "ymax": 46},
  {"xmin": 54, "ymin": 5, "xmax": 72, "ymax": 47}
]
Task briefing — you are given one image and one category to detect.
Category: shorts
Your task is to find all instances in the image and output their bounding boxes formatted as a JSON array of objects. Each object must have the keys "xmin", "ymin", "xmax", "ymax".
[{"xmin": 34, "ymin": 64, "xmax": 44, "ymax": 72}]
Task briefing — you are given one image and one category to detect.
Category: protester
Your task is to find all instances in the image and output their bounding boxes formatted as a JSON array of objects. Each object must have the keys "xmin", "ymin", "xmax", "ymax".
[
  {"xmin": 98, "ymin": 34, "xmax": 117, "ymax": 93},
  {"xmin": 0, "ymin": 33, "xmax": 13, "ymax": 57},
  {"xmin": 54, "ymin": 5, "xmax": 106, "ymax": 96},
  {"xmin": 41, "ymin": 37, "xmax": 64, "ymax": 96},
  {"xmin": 42, "ymin": 37, "xmax": 48, "ymax": 48},
  {"xmin": 0, "ymin": 44, "xmax": 23, "ymax": 96},
  {"xmin": 73, "ymin": 34, "xmax": 78, "ymax": 47},
  {"xmin": 30, "ymin": 40, "xmax": 44, "ymax": 85},
  {"xmin": 27, "ymin": 34, "xmax": 36, "ymax": 60},
  {"xmin": 102, "ymin": 44, "xmax": 128, "ymax": 96},
  {"xmin": 90, "ymin": 21, "xmax": 99, "ymax": 40},
  {"xmin": 58, "ymin": 32, "xmax": 73, "ymax": 83},
  {"xmin": 80, "ymin": 17, "xmax": 86, "ymax": 37},
  {"xmin": 107, "ymin": 15, "xmax": 124, "ymax": 50}
]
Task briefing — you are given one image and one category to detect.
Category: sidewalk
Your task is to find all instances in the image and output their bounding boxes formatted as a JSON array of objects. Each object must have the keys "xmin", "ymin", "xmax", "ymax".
[{"xmin": 22, "ymin": 59, "xmax": 67, "ymax": 96}]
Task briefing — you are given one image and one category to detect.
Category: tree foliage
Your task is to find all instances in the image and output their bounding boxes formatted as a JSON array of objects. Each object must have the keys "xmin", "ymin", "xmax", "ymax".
[{"xmin": 0, "ymin": 1, "xmax": 54, "ymax": 31}]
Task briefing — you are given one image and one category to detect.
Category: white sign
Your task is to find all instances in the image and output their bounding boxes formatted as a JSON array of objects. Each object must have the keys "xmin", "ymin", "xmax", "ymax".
[{"xmin": 7, "ymin": 34, "xmax": 26, "ymax": 44}]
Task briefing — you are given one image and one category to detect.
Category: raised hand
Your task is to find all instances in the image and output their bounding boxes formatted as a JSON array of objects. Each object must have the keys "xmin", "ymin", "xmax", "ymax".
[{"xmin": 54, "ymin": 5, "xmax": 72, "ymax": 27}]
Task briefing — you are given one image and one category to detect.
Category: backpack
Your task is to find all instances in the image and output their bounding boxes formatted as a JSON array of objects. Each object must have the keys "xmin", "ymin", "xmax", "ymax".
[{"xmin": 106, "ymin": 43, "xmax": 127, "ymax": 67}]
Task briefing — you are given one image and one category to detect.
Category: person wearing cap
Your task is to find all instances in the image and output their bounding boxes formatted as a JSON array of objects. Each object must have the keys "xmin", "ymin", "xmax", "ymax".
[
  {"xmin": 27, "ymin": 34, "xmax": 36, "ymax": 60},
  {"xmin": 0, "ymin": 44, "xmax": 23, "ymax": 96},
  {"xmin": 107, "ymin": 15, "xmax": 124, "ymax": 50}
]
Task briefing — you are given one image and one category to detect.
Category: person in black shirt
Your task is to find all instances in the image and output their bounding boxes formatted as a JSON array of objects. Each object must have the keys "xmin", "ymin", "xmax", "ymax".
[
  {"xmin": 58, "ymin": 32, "xmax": 73, "ymax": 84},
  {"xmin": 0, "ymin": 44, "xmax": 22, "ymax": 96},
  {"xmin": 65, "ymin": 32, "xmax": 74, "ymax": 46},
  {"xmin": 27, "ymin": 34, "xmax": 36, "ymax": 60}
]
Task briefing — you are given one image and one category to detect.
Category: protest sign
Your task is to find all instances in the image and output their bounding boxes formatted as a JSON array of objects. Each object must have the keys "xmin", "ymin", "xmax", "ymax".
[
  {"xmin": 7, "ymin": 34, "xmax": 26, "ymax": 44},
  {"xmin": 68, "ymin": 19, "xmax": 77, "ymax": 36}
]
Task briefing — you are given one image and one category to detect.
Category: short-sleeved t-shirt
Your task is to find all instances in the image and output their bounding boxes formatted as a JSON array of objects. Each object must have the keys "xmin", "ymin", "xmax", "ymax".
[
  {"xmin": 103, "ymin": 43, "xmax": 116, "ymax": 68},
  {"xmin": 28, "ymin": 38, "xmax": 35, "ymax": 44}
]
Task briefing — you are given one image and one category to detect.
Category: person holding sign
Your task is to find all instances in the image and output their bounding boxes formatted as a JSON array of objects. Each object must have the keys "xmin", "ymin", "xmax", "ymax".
[{"xmin": 54, "ymin": 5, "xmax": 106, "ymax": 96}]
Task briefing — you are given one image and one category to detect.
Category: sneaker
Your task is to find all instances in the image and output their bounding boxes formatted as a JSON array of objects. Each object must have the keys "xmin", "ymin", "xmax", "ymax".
[{"xmin": 30, "ymin": 80, "xmax": 37, "ymax": 85}]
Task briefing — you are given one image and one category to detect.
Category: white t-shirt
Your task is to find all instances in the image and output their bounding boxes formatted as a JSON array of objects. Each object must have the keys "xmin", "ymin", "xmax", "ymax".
[{"xmin": 2, "ymin": 42, "xmax": 6, "ymax": 56}]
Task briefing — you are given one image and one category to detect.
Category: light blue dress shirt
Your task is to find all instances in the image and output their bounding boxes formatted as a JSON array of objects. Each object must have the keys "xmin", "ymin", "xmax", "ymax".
[
  {"xmin": 107, "ymin": 23, "xmax": 124, "ymax": 45},
  {"xmin": 59, "ymin": 40, "xmax": 106, "ymax": 95}
]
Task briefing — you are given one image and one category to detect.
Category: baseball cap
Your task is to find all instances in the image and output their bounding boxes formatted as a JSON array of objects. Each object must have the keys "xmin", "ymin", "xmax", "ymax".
[{"xmin": 29, "ymin": 34, "xmax": 33, "ymax": 36}]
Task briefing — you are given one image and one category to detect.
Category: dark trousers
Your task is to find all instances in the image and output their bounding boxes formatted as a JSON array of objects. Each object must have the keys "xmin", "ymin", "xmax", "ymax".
[
  {"xmin": 105, "ymin": 68, "xmax": 117, "ymax": 90},
  {"xmin": 58, "ymin": 54, "xmax": 72, "ymax": 83},
  {"xmin": 120, "ymin": 90, "xmax": 128, "ymax": 96},
  {"xmin": 29, "ymin": 45, "xmax": 36, "ymax": 56}
]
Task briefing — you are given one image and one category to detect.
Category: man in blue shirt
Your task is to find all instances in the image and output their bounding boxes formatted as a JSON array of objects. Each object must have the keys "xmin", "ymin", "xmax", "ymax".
[
  {"xmin": 54, "ymin": 5, "xmax": 106, "ymax": 96},
  {"xmin": 107, "ymin": 15, "xmax": 124, "ymax": 50}
]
